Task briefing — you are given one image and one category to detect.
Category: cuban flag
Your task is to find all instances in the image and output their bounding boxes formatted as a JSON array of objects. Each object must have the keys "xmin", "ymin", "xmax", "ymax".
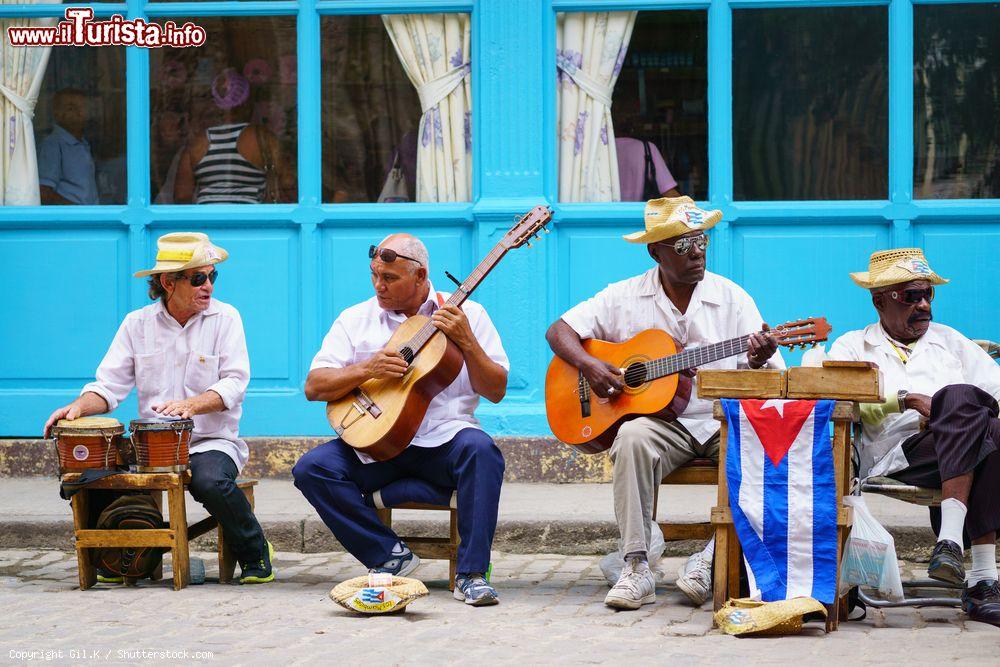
[{"xmin": 722, "ymin": 399, "xmax": 838, "ymax": 604}]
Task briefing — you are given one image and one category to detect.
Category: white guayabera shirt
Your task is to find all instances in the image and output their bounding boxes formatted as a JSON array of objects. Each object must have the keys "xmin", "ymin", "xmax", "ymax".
[
  {"xmin": 82, "ymin": 299, "xmax": 251, "ymax": 471},
  {"xmin": 560, "ymin": 268, "xmax": 785, "ymax": 445},
  {"xmin": 311, "ymin": 282, "xmax": 510, "ymax": 464}
]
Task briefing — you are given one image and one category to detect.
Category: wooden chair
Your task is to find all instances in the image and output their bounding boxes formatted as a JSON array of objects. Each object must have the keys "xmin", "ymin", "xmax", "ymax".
[
  {"xmin": 374, "ymin": 491, "xmax": 459, "ymax": 591},
  {"xmin": 654, "ymin": 458, "xmax": 717, "ymax": 544},
  {"xmin": 64, "ymin": 471, "xmax": 259, "ymax": 589}
]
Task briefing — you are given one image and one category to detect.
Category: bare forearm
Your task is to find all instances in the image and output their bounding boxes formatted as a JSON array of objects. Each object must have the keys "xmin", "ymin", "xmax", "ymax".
[
  {"xmin": 546, "ymin": 319, "xmax": 592, "ymax": 369},
  {"xmin": 304, "ymin": 363, "xmax": 370, "ymax": 402},
  {"xmin": 460, "ymin": 339, "xmax": 507, "ymax": 403},
  {"xmin": 75, "ymin": 392, "xmax": 111, "ymax": 417},
  {"xmin": 191, "ymin": 390, "xmax": 226, "ymax": 415}
]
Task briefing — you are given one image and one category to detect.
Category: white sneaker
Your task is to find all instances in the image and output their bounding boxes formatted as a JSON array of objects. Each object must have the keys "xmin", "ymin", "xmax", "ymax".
[
  {"xmin": 604, "ymin": 556, "xmax": 656, "ymax": 610},
  {"xmin": 675, "ymin": 551, "xmax": 712, "ymax": 606}
]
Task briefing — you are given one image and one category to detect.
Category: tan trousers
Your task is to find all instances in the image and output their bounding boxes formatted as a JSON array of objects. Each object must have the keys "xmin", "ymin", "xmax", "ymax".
[{"xmin": 609, "ymin": 417, "xmax": 720, "ymax": 556}]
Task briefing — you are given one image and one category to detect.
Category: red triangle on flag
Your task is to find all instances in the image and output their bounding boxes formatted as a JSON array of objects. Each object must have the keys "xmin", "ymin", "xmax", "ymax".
[{"xmin": 741, "ymin": 400, "xmax": 816, "ymax": 468}]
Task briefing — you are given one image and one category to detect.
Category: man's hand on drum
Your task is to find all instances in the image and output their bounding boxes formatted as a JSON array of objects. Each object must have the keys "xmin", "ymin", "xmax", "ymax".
[
  {"xmin": 43, "ymin": 402, "xmax": 82, "ymax": 438},
  {"xmin": 582, "ymin": 357, "xmax": 624, "ymax": 399},
  {"xmin": 153, "ymin": 398, "xmax": 199, "ymax": 420}
]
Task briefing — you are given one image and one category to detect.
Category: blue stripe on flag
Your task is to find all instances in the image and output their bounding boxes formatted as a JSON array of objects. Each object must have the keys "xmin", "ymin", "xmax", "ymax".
[
  {"xmin": 762, "ymin": 436, "xmax": 789, "ymax": 601},
  {"xmin": 810, "ymin": 399, "xmax": 838, "ymax": 604}
]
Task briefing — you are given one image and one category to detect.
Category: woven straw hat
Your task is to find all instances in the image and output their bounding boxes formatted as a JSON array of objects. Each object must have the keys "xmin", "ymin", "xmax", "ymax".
[
  {"xmin": 714, "ymin": 597, "xmax": 827, "ymax": 636},
  {"xmin": 134, "ymin": 232, "xmax": 228, "ymax": 278},
  {"xmin": 330, "ymin": 575, "xmax": 428, "ymax": 614},
  {"xmin": 849, "ymin": 248, "xmax": 948, "ymax": 290},
  {"xmin": 623, "ymin": 196, "xmax": 722, "ymax": 244}
]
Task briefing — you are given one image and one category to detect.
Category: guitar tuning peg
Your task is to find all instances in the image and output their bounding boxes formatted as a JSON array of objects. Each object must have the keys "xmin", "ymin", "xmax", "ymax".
[
  {"xmin": 526, "ymin": 242, "xmax": 532, "ymax": 248},
  {"xmin": 544, "ymin": 228, "xmax": 550, "ymax": 233}
]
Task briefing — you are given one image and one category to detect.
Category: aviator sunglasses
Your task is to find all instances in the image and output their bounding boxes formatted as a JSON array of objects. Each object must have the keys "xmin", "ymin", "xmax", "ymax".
[
  {"xmin": 177, "ymin": 269, "xmax": 218, "ymax": 287},
  {"xmin": 657, "ymin": 234, "xmax": 710, "ymax": 256},
  {"xmin": 369, "ymin": 244, "xmax": 423, "ymax": 265},
  {"xmin": 887, "ymin": 286, "xmax": 934, "ymax": 305}
]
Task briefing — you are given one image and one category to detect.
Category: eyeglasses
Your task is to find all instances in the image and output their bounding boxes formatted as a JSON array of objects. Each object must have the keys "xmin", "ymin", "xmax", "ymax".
[
  {"xmin": 658, "ymin": 234, "xmax": 709, "ymax": 256},
  {"xmin": 369, "ymin": 245, "xmax": 422, "ymax": 265},
  {"xmin": 178, "ymin": 269, "xmax": 218, "ymax": 287},
  {"xmin": 888, "ymin": 286, "xmax": 934, "ymax": 305}
]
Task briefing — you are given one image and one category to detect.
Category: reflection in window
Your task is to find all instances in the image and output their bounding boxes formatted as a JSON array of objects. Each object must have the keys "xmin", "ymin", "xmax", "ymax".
[
  {"xmin": 322, "ymin": 14, "xmax": 471, "ymax": 203},
  {"xmin": 149, "ymin": 17, "xmax": 297, "ymax": 204},
  {"xmin": 33, "ymin": 46, "xmax": 126, "ymax": 205},
  {"xmin": 733, "ymin": 8, "xmax": 888, "ymax": 200},
  {"xmin": 915, "ymin": 4, "xmax": 1000, "ymax": 199}
]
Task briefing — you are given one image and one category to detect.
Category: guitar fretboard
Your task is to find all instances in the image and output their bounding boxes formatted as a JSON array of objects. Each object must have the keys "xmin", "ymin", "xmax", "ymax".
[{"xmin": 644, "ymin": 334, "xmax": 753, "ymax": 381}]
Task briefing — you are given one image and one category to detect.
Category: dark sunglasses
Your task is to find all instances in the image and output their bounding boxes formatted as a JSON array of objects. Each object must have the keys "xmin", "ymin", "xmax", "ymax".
[
  {"xmin": 888, "ymin": 286, "xmax": 933, "ymax": 305},
  {"xmin": 177, "ymin": 269, "xmax": 218, "ymax": 287},
  {"xmin": 657, "ymin": 234, "xmax": 709, "ymax": 256},
  {"xmin": 369, "ymin": 245, "xmax": 422, "ymax": 265}
]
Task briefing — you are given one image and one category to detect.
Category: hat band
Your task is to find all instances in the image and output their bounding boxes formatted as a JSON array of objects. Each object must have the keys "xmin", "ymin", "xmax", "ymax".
[{"xmin": 156, "ymin": 250, "xmax": 194, "ymax": 262}]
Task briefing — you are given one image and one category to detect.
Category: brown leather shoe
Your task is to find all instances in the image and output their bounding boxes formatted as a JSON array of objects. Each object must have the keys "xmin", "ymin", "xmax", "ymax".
[{"xmin": 963, "ymin": 579, "xmax": 1000, "ymax": 627}]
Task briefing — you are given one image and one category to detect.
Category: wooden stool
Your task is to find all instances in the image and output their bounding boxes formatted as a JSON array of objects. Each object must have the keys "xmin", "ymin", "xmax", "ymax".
[
  {"xmin": 63, "ymin": 471, "xmax": 191, "ymax": 591},
  {"xmin": 374, "ymin": 492, "xmax": 459, "ymax": 591},
  {"xmin": 654, "ymin": 458, "xmax": 718, "ymax": 543},
  {"xmin": 186, "ymin": 478, "xmax": 258, "ymax": 584}
]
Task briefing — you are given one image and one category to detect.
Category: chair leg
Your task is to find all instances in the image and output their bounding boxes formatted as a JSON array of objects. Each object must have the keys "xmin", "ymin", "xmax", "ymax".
[
  {"xmin": 71, "ymin": 489, "xmax": 96, "ymax": 591},
  {"xmin": 150, "ymin": 490, "xmax": 163, "ymax": 581},
  {"xmin": 168, "ymin": 483, "xmax": 189, "ymax": 590},
  {"xmin": 726, "ymin": 526, "xmax": 741, "ymax": 600},
  {"xmin": 712, "ymin": 525, "xmax": 728, "ymax": 613},
  {"xmin": 449, "ymin": 508, "xmax": 459, "ymax": 591},
  {"xmin": 218, "ymin": 524, "xmax": 235, "ymax": 584}
]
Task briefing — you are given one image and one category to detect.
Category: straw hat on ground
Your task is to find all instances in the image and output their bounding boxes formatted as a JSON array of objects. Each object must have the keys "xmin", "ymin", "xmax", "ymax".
[
  {"xmin": 849, "ymin": 248, "xmax": 948, "ymax": 290},
  {"xmin": 330, "ymin": 575, "xmax": 429, "ymax": 614},
  {"xmin": 623, "ymin": 196, "xmax": 722, "ymax": 244},
  {"xmin": 134, "ymin": 232, "xmax": 228, "ymax": 278},
  {"xmin": 714, "ymin": 597, "xmax": 827, "ymax": 636}
]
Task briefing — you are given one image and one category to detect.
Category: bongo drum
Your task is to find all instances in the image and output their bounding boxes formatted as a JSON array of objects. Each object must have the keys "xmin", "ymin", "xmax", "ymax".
[
  {"xmin": 51, "ymin": 417, "xmax": 125, "ymax": 474},
  {"xmin": 129, "ymin": 417, "xmax": 193, "ymax": 472}
]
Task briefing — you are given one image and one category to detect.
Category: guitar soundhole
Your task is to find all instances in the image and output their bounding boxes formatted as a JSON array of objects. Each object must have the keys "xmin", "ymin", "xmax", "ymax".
[
  {"xmin": 398, "ymin": 347, "xmax": 414, "ymax": 364},
  {"xmin": 623, "ymin": 362, "xmax": 647, "ymax": 388}
]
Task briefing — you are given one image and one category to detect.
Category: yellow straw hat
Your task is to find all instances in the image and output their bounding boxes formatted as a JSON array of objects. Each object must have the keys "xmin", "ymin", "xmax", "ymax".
[
  {"xmin": 134, "ymin": 232, "xmax": 228, "ymax": 278},
  {"xmin": 329, "ymin": 575, "xmax": 429, "ymax": 614},
  {"xmin": 623, "ymin": 196, "xmax": 722, "ymax": 244},
  {"xmin": 714, "ymin": 597, "xmax": 827, "ymax": 636},
  {"xmin": 849, "ymin": 248, "xmax": 948, "ymax": 290}
]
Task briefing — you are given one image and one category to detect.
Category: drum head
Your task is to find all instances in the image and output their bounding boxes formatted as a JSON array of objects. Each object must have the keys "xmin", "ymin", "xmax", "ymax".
[
  {"xmin": 52, "ymin": 417, "xmax": 124, "ymax": 436},
  {"xmin": 130, "ymin": 417, "xmax": 194, "ymax": 430}
]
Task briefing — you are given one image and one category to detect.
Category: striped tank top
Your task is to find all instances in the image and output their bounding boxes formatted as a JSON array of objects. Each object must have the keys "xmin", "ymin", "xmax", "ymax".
[{"xmin": 193, "ymin": 123, "xmax": 267, "ymax": 204}]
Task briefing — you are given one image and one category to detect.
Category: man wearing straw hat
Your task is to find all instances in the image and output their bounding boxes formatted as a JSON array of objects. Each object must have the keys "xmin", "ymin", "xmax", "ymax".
[
  {"xmin": 545, "ymin": 196, "xmax": 783, "ymax": 610},
  {"xmin": 42, "ymin": 232, "xmax": 274, "ymax": 585},
  {"xmin": 829, "ymin": 248, "xmax": 1000, "ymax": 625}
]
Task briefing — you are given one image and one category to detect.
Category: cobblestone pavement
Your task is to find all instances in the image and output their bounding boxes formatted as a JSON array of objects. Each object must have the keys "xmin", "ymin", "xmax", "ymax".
[{"xmin": 1, "ymin": 550, "xmax": 998, "ymax": 665}]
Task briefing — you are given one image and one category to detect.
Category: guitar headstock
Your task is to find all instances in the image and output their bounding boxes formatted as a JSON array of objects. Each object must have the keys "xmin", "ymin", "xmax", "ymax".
[
  {"xmin": 501, "ymin": 205, "xmax": 553, "ymax": 250},
  {"xmin": 772, "ymin": 317, "xmax": 832, "ymax": 350}
]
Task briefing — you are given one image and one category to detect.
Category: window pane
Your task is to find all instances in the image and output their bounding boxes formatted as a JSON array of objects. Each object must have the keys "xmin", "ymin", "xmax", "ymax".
[
  {"xmin": 34, "ymin": 46, "xmax": 126, "ymax": 205},
  {"xmin": 557, "ymin": 11, "xmax": 706, "ymax": 203},
  {"xmin": 321, "ymin": 14, "xmax": 471, "ymax": 203},
  {"xmin": 149, "ymin": 17, "xmax": 297, "ymax": 204},
  {"xmin": 733, "ymin": 8, "xmax": 888, "ymax": 200},
  {"xmin": 915, "ymin": 3, "xmax": 1000, "ymax": 199}
]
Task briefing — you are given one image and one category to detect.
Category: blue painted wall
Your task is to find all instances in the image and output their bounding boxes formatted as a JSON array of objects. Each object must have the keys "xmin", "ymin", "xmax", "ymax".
[{"xmin": 2, "ymin": 0, "xmax": 999, "ymax": 438}]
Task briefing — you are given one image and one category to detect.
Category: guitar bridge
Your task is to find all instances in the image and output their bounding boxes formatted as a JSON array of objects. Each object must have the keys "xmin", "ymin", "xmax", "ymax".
[
  {"xmin": 332, "ymin": 389, "xmax": 382, "ymax": 436},
  {"xmin": 578, "ymin": 370, "xmax": 591, "ymax": 419}
]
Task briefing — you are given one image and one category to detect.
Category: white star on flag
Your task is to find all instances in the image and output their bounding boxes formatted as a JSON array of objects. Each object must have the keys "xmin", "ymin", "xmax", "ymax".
[{"xmin": 760, "ymin": 399, "xmax": 786, "ymax": 418}]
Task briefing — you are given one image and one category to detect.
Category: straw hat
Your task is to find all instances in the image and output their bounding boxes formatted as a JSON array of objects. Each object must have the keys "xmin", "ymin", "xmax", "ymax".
[
  {"xmin": 134, "ymin": 232, "xmax": 228, "ymax": 278},
  {"xmin": 330, "ymin": 575, "xmax": 429, "ymax": 614},
  {"xmin": 714, "ymin": 597, "xmax": 827, "ymax": 636},
  {"xmin": 849, "ymin": 248, "xmax": 948, "ymax": 290},
  {"xmin": 623, "ymin": 196, "xmax": 722, "ymax": 244}
]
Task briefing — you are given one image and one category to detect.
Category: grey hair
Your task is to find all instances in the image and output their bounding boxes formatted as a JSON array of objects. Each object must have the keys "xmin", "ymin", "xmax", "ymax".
[
  {"xmin": 147, "ymin": 271, "xmax": 186, "ymax": 301},
  {"xmin": 379, "ymin": 234, "xmax": 430, "ymax": 274}
]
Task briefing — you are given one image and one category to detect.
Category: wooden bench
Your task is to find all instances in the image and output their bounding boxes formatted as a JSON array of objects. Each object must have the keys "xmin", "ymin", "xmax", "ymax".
[
  {"xmin": 63, "ymin": 471, "xmax": 258, "ymax": 589},
  {"xmin": 374, "ymin": 491, "xmax": 459, "ymax": 591},
  {"xmin": 654, "ymin": 458, "xmax": 717, "ymax": 543}
]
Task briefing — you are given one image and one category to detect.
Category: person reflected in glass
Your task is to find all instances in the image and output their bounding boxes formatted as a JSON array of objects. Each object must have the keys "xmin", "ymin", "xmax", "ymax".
[
  {"xmin": 614, "ymin": 113, "xmax": 681, "ymax": 202},
  {"xmin": 37, "ymin": 88, "xmax": 99, "ymax": 205},
  {"xmin": 173, "ymin": 68, "xmax": 292, "ymax": 204}
]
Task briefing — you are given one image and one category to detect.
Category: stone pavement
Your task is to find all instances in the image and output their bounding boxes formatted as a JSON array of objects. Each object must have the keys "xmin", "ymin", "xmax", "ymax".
[
  {"xmin": 1, "ymin": 549, "xmax": 998, "ymax": 665},
  {"xmin": 0, "ymin": 479, "xmax": 940, "ymax": 559}
]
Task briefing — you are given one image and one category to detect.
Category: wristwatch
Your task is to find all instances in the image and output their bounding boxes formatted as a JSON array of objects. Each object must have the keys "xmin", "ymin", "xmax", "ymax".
[{"xmin": 897, "ymin": 389, "xmax": 909, "ymax": 410}]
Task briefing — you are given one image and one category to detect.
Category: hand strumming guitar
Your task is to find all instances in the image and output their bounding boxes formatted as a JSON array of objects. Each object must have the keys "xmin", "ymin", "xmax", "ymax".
[
  {"xmin": 365, "ymin": 349, "xmax": 409, "ymax": 380},
  {"xmin": 582, "ymin": 357, "xmax": 625, "ymax": 399}
]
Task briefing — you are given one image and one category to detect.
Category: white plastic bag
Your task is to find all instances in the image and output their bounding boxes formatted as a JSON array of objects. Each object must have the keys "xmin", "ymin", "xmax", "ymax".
[
  {"xmin": 839, "ymin": 495, "xmax": 904, "ymax": 601},
  {"xmin": 600, "ymin": 519, "xmax": 667, "ymax": 586}
]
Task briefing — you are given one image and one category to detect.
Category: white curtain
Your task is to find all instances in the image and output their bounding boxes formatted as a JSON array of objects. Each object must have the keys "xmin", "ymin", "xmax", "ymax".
[
  {"xmin": 1, "ymin": 3, "xmax": 55, "ymax": 205},
  {"xmin": 557, "ymin": 12, "xmax": 636, "ymax": 202},
  {"xmin": 383, "ymin": 13, "xmax": 471, "ymax": 202}
]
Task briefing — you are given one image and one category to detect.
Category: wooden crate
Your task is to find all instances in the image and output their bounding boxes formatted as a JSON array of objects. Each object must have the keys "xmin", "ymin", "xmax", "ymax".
[
  {"xmin": 696, "ymin": 369, "xmax": 785, "ymax": 399},
  {"xmin": 785, "ymin": 361, "xmax": 883, "ymax": 402}
]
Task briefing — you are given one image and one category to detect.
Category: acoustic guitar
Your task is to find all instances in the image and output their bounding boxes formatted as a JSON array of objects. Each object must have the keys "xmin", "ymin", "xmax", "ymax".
[
  {"xmin": 327, "ymin": 205, "xmax": 553, "ymax": 461},
  {"xmin": 544, "ymin": 318, "xmax": 831, "ymax": 453}
]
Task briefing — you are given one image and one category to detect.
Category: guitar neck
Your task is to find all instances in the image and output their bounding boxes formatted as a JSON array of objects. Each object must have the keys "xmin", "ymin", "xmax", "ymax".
[
  {"xmin": 645, "ymin": 334, "xmax": 753, "ymax": 380},
  {"xmin": 405, "ymin": 244, "xmax": 509, "ymax": 353}
]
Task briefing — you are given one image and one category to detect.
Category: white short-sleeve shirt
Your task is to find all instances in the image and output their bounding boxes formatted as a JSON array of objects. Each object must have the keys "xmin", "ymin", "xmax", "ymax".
[
  {"xmin": 560, "ymin": 268, "xmax": 785, "ymax": 444},
  {"xmin": 81, "ymin": 299, "xmax": 251, "ymax": 471},
  {"xmin": 310, "ymin": 282, "xmax": 509, "ymax": 461}
]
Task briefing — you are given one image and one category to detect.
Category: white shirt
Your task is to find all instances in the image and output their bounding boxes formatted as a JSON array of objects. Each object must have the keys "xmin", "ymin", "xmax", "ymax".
[
  {"xmin": 81, "ymin": 299, "xmax": 251, "ymax": 471},
  {"xmin": 310, "ymin": 282, "xmax": 510, "ymax": 463},
  {"xmin": 560, "ymin": 268, "xmax": 785, "ymax": 444},
  {"xmin": 829, "ymin": 322, "xmax": 1000, "ymax": 478}
]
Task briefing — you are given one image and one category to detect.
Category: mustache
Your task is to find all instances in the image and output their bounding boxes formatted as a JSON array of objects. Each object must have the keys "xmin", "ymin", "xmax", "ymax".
[{"xmin": 908, "ymin": 312, "xmax": 932, "ymax": 325}]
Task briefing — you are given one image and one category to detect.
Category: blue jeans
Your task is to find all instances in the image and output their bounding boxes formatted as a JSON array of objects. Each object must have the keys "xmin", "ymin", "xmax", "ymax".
[{"xmin": 292, "ymin": 428, "xmax": 505, "ymax": 574}]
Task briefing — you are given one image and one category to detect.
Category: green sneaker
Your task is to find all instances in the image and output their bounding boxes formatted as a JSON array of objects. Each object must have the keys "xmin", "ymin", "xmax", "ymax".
[{"xmin": 240, "ymin": 540, "xmax": 275, "ymax": 584}]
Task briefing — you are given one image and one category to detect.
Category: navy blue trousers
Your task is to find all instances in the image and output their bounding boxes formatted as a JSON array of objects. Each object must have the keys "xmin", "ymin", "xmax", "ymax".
[{"xmin": 292, "ymin": 428, "xmax": 504, "ymax": 574}]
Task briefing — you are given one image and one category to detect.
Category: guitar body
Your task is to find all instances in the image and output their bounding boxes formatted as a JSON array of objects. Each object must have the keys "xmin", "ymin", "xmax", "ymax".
[
  {"xmin": 545, "ymin": 329, "xmax": 692, "ymax": 454},
  {"xmin": 326, "ymin": 315, "xmax": 465, "ymax": 461}
]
